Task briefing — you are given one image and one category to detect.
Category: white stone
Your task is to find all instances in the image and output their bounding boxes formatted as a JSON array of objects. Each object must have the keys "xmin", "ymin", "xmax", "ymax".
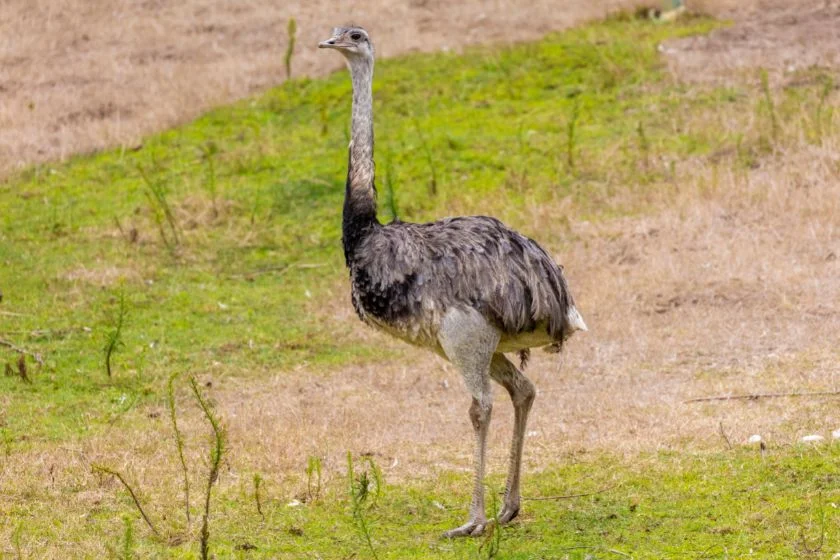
[
  {"xmin": 747, "ymin": 434, "xmax": 762, "ymax": 444},
  {"xmin": 801, "ymin": 434, "xmax": 824, "ymax": 443}
]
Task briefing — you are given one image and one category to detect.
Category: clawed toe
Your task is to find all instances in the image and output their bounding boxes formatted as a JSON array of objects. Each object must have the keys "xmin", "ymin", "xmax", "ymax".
[
  {"xmin": 497, "ymin": 504, "xmax": 520, "ymax": 524},
  {"xmin": 443, "ymin": 519, "xmax": 487, "ymax": 538}
]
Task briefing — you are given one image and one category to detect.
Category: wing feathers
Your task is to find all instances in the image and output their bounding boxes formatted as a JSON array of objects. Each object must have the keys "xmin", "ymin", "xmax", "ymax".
[{"xmin": 350, "ymin": 216, "xmax": 581, "ymax": 344}]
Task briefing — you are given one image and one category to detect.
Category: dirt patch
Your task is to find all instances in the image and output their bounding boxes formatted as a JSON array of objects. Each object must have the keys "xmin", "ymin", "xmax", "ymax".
[
  {"xmin": 663, "ymin": 1, "xmax": 840, "ymax": 84},
  {"xmin": 0, "ymin": 0, "xmax": 655, "ymax": 177}
]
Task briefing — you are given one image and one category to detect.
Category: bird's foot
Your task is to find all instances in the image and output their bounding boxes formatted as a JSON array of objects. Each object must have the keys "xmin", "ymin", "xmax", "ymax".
[
  {"xmin": 497, "ymin": 502, "xmax": 520, "ymax": 525},
  {"xmin": 442, "ymin": 518, "xmax": 488, "ymax": 538}
]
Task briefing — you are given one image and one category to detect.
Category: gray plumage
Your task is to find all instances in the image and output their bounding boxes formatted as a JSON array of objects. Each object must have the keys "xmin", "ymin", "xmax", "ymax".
[
  {"xmin": 348, "ymin": 216, "xmax": 579, "ymax": 356},
  {"xmin": 320, "ymin": 25, "xmax": 586, "ymax": 538}
]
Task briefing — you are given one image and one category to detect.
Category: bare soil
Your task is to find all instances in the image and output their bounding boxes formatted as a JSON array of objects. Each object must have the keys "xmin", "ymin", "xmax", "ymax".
[{"xmin": 664, "ymin": 0, "xmax": 840, "ymax": 84}]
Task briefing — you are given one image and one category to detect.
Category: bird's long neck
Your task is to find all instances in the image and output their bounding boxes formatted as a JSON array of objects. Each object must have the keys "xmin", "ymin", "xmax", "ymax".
[{"xmin": 342, "ymin": 55, "xmax": 378, "ymax": 264}]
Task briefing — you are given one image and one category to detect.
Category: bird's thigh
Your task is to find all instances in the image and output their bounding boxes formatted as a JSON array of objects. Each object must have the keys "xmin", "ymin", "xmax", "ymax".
[{"xmin": 437, "ymin": 307, "xmax": 500, "ymax": 403}]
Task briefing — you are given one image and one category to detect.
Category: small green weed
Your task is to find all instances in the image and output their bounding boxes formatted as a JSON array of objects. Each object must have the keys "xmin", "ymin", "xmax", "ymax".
[
  {"xmin": 636, "ymin": 119, "xmax": 650, "ymax": 175},
  {"xmin": 12, "ymin": 523, "xmax": 23, "ymax": 560},
  {"xmin": 4, "ymin": 355, "xmax": 30, "ymax": 384},
  {"xmin": 121, "ymin": 515, "xmax": 135, "ymax": 560},
  {"xmin": 306, "ymin": 455, "xmax": 322, "ymax": 502},
  {"xmin": 813, "ymin": 74, "xmax": 835, "ymax": 143},
  {"xmin": 253, "ymin": 473, "xmax": 265, "ymax": 518},
  {"xmin": 347, "ymin": 452, "xmax": 382, "ymax": 560},
  {"xmin": 565, "ymin": 95, "xmax": 581, "ymax": 172},
  {"xmin": 190, "ymin": 376, "xmax": 225, "ymax": 560},
  {"xmin": 138, "ymin": 162, "xmax": 180, "ymax": 252},
  {"xmin": 412, "ymin": 117, "xmax": 439, "ymax": 197},
  {"xmin": 200, "ymin": 142, "xmax": 219, "ymax": 217},
  {"xmin": 759, "ymin": 68, "xmax": 779, "ymax": 146},
  {"xmin": 167, "ymin": 372, "xmax": 191, "ymax": 524},
  {"xmin": 285, "ymin": 18, "xmax": 297, "ymax": 80},
  {"xmin": 91, "ymin": 464, "xmax": 160, "ymax": 538},
  {"xmin": 102, "ymin": 290, "xmax": 127, "ymax": 378},
  {"xmin": 477, "ymin": 486, "xmax": 502, "ymax": 559}
]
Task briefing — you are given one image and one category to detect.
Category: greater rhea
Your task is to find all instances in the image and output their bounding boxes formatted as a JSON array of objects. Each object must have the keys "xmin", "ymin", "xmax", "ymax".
[{"xmin": 319, "ymin": 25, "xmax": 587, "ymax": 537}]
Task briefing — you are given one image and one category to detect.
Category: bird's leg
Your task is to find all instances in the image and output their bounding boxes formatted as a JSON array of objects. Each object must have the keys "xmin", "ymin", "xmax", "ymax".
[
  {"xmin": 490, "ymin": 354, "xmax": 536, "ymax": 524},
  {"xmin": 443, "ymin": 396, "xmax": 493, "ymax": 538},
  {"xmin": 437, "ymin": 308, "xmax": 499, "ymax": 538}
]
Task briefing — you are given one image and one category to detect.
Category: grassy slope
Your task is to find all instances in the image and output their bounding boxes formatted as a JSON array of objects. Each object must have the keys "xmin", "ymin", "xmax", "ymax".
[
  {"xmin": 2, "ymin": 12, "xmax": 840, "ymax": 558},
  {"xmin": 1, "ymin": 14, "xmax": 725, "ymax": 442}
]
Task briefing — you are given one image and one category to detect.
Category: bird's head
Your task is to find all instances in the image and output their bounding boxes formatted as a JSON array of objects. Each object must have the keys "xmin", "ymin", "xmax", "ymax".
[{"xmin": 318, "ymin": 26, "xmax": 374, "ymax": 61}]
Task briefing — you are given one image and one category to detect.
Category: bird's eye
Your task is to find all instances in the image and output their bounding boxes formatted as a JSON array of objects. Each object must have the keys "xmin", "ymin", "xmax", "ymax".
[{"xmin": 350, "ymin": 32, "xmax": 362, "ymax": 41}]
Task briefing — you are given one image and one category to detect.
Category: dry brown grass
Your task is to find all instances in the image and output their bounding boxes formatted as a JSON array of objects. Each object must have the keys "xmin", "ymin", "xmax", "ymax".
[{"xmin": 0, "ymin": 0, "xmax": 661, "ymax": 178}]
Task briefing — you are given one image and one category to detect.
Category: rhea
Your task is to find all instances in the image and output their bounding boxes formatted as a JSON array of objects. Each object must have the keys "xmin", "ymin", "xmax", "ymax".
[{"xmin": 319, "ymin": 26, "xmax": 587, "ymax": 537}]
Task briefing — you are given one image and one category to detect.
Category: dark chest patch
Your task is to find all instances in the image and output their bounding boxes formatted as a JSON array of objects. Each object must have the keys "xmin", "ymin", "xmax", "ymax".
[{"xmin": 350, "ymin": 266, "xmax": 417, "ymax": 324}]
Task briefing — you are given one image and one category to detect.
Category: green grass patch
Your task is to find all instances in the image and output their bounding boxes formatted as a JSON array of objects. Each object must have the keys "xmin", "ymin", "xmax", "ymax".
[{"xmin": 17, "ymin": 446, "xmax": 840, "ymax": 558}]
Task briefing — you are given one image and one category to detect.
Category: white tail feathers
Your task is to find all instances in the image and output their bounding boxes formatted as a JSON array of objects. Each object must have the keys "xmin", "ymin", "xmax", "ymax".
[{"xmin": 566, "ymin": 306, "xmax": 588, "ymax": 332}]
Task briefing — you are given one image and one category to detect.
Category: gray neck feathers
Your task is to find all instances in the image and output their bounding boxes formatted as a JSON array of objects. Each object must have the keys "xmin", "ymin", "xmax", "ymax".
[
  {"xmin": 342, "ymin": 54, "xmax": 378, "ymax": 263},
  {"xmin": 349, "ymin": 56, "xmax": 375, "ymax": 199}
]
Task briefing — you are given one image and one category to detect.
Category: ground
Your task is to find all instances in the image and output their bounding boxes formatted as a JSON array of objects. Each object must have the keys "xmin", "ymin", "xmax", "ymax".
[{"xmin": 2, "ymin": 1, "xmax": 840, "ymax": 558}]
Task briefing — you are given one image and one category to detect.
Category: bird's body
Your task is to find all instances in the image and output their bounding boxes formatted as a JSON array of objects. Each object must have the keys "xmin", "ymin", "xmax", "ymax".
[
  {"xmin": 346, "ymin": 216, "xmax": 583, "ymax": 356},
  {"xmin": 320, "ymin": 25, "xmax": 586, "ymax": 538}
]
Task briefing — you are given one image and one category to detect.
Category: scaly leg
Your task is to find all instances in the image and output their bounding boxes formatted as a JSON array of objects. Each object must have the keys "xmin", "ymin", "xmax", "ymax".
[
  {"xmin": 443, "ymin": 396, "xmax": 492, "ymax": 537},
  {"xmin": 437, "ymin": 308, "xmax": 500, "ymax": 538},
  {"xmin": 489, "ymin": 353, "xmax": 536, "ymax": 524}
]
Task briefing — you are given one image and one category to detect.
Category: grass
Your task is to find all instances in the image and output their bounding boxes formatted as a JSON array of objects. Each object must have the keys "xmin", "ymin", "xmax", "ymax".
[
  {"xmin": 21, "ymin": 445, "xmax": 840, "ymax": 558},
  {"xmin": 2, "ymin": 10, "xmax": 840, "ymax": 558}
]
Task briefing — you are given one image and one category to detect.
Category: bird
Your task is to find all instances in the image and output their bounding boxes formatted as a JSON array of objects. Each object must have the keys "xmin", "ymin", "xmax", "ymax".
[{"xmin": 319, "ymin": 25, "xmax": 587, "ymax": 538}]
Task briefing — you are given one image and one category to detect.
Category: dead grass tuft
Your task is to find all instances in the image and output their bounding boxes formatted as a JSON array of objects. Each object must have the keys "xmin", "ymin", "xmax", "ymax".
[{"xmin": 64, "ymin": 265, "xmax": 141, "ymax": 287}]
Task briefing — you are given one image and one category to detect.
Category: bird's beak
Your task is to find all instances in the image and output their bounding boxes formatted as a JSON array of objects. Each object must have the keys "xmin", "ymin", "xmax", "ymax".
[{"xmin": 318, "ymin": 37, "xmax": 342, "ymax": 49}]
